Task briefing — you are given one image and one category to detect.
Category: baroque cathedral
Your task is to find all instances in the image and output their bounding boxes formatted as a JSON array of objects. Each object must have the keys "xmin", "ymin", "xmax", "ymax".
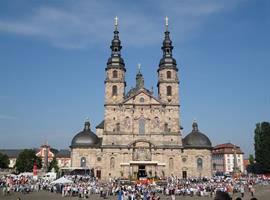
[{"xmin": 70, "ymin": 18, "xmax": 212, "ymax": 180}]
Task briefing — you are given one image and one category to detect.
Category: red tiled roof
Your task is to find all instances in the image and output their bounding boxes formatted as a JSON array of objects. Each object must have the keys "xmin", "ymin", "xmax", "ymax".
[
  {"xmin": 214, "ymin": 143, "xmax": 239, "ymax": 149},
  {"xmin": 212, "ymin": 143, "xmax": 244, "ymax": 154}
]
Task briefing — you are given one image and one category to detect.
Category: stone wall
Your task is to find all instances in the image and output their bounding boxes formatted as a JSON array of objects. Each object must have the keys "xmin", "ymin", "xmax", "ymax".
[
  {"xmin": 103, "ymin": 93, "xmax": 181, "ymax": 146},
  {"xmin": 181, "ymin": 149, "xmax": 212, "ymax": 178},
  {"xmin": 71, "ymin": 147, "xmax": 212, "ymax": 180}
]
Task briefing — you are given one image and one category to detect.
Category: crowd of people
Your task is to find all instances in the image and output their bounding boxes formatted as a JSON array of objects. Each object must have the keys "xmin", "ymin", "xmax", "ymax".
[{"xmin": 0, "ymin": 173, "xmax": 269, "ymax": 199}]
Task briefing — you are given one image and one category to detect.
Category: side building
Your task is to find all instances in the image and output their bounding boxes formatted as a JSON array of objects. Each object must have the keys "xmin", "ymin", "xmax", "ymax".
[
  {"xmin": 212, "ymin": 143, "xmax": 244, "ymax": 174},
  {"xmin": 0, "ymin": 145, "xmax": 71, "ymax": 169}
]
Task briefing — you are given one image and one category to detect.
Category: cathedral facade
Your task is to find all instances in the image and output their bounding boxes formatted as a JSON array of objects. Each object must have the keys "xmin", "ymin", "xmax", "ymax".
[{"xmin": 70, "ymin": 19, "xmax": 212, "ymax": 180}]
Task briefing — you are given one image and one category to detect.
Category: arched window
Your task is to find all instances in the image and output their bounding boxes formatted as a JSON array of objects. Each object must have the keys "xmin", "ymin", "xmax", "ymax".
[
  {"xmin": 116, "ymin": 123, "xmax": 120, "ymax": 132},
  {"xmin": 167, "ymin": 86, "xmax": 172, "ymax": 96},
  {"xmin": 169, "ymin": 158, "xmax": 174, "ymax": 169},
  {"xmin": 125, "ymin": 116, "xmax": 130, "ymax": 129},
  {"xmin": 153, "ymin": 117, "xmax": 159, "ymax": 128},
  {"xmin": 80, "ymin": 157, "xmax": 86, "ymax": 168},
  {"xmin": 110, "ymin": 157, "xmax": 115, "ymax": 169},
  {"xmin": 112, "ymin": 85, "xmax": 117, "ymax": 96},
  {"xmin": 197, "ymin": 158, "xmax": 203, "ymax": 170},
  {"xmin": 113, "ymin": 70, "xmax": 118, "ymax": 78},
  {"xmin": 167, "ymin": 71, "xmax": 171, "ymax": 79},
  {"xmin": 139, "ymin": 118, "xmax": 145, "ymax": 135},
  {"xmin": 164, "ymin": 123, "xmax": 169, "ymax": 132}
]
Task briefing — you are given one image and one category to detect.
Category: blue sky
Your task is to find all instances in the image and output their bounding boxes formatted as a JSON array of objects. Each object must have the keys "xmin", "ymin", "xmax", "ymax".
[{"xmin": 0, "ymin": 0, "xmax": 269, "ymax": 157}]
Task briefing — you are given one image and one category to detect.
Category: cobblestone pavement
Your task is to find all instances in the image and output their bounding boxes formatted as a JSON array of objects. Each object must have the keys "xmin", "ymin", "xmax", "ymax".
[{"xmin": 1, "ymin": 185, "xmax": 269, "ymax": 200}]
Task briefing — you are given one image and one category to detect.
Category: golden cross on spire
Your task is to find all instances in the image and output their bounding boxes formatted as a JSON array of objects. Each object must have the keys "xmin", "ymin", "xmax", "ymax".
[
  {"xmin": 114, "ymin": 16, "xmax": 118, "ymax": 30},
  {"xmin": 165, "ymin": 16, "xmax": 169, "ymax": 31}
]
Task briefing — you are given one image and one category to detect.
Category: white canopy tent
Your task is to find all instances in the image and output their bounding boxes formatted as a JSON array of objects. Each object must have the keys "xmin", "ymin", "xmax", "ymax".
[
  {"xmin": 18, "ymin": 172, "xmax": 33, "ymax": 177},
  {"xmin": 51, "ymin": 177, "xmax": 73, "ymax": 185}
]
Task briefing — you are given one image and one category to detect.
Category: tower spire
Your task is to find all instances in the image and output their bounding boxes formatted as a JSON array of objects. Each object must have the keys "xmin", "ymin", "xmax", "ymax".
[
  {"xmin": 165, "ymin": 16, "xmax": 169, "ymax": 32},
  {"xmin": 111, "ymin": 16, "xmax": 121, "ymax": 55},
  {"xmin": 158, "ymin": 16, "xmax": 178, "ymax": 71},
  {"xmin": 114, "ymin": 16, "xmax": 118, "ymax": 31},
  {"xmin": 162, "ymin": 16, "xmax": 173, "ymax": 58},
  {"xmin": 157, "ymin": 17, "xmax": 179, "ymax": 105},
  {"xmin": 105, "ymin": 17, "xmax": 126, "ymax": 105},
  {"xmin": 106, "ymin": 16, "xmax": 125, "ymax": 70},
  {"xmin": 136, "ymin": 63, "xmax": 144, "ymax": 89}
]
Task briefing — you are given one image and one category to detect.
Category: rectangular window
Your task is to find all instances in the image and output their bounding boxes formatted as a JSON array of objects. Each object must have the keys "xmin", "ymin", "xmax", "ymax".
[
  {"xmin": 112, "ymin": 85, "xmax": 117, "ymax": 96},
  {"xmin": 139, "ymin": 119, "xmax": 145, "ymax": 134}
]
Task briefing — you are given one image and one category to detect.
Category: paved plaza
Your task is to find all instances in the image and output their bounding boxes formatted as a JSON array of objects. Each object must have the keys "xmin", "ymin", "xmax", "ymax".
[{"xmin": 1, "ymin": 185, "xmax": 269, "ymax": 200}]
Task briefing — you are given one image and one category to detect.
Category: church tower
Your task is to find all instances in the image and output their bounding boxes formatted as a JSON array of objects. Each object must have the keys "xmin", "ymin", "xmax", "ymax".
[
  {"xmin": 157, "ymin": 17, "xmax": 181, "ymax": 135},
  {"xmin": 157, "ymin": 17, "xmax": 179, "ymax": 105},
  {"xmin": 105, "ymin": 16, "xmax": 126, "ymax": 105},
  {"xmin": 103, "ymin": 17, "xmax": 126, "ymax": 134}
]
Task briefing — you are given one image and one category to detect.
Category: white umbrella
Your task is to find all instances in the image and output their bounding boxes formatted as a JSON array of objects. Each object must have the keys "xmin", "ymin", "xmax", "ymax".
[{"xmin": 51, "ymin": 177, "xmax": 73, "ymax": 184}]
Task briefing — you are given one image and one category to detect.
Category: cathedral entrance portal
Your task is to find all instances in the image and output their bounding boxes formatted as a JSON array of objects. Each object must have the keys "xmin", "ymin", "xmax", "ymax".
[
  {"xmin": 127, "ymin": 140, "xmax": 160, "ymax": 179},
  {"xmin": 96, "ymin": 170, "xmax": 101, "ymax": 179},
  {"xmin": 138, "ymin": 165, "xmax": 146, "ymax": 178},
  {"xmin": 182, "ymin": 171, "xmax": 187, "ymax": 179}
]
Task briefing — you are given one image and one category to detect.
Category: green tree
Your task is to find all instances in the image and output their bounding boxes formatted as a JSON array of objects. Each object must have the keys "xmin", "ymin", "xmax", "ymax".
[
  {"xmin": 48, "ymin": 157, "xmax": 59, "ymax": 173},
  {"xmin": 249, "ymin": 154, "xmax": 255, "ymax": 165},
  {"xmin": 0, "ymin": 152, "xmax": 10, "ymax": 168},
  {"xmin": 15, "ymin": 149, "xmax": 42, "ymax": 173},
  {"xmin": 254, "ymin": 122, "xmax": 270, "ymax": 173},
  {"xmin": 246, "ymin": 163, "xmax": 264, "ymax": 174}
]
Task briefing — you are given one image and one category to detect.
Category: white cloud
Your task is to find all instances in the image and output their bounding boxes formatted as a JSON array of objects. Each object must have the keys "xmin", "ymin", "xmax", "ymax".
[{"xmin": 0, "ymin": 0, "xmax": 244, "ymax": 49}]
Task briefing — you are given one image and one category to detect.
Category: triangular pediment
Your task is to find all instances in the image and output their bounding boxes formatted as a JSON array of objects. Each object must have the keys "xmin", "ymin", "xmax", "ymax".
[{"xmin": 123, "ymin": 89, "xmax": 161, "ymax": 105}]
